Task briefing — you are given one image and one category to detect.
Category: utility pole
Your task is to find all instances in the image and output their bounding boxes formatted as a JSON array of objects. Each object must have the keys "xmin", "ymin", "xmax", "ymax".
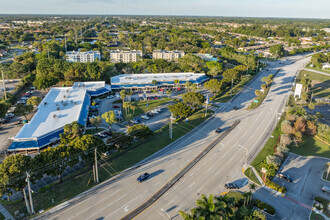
[
  {"xmin": 230, "ymin": 79, "xmax": 233, "ymax": 97},
  {"xmin": 169, "ymin": 113, "xmax": 173, "ymax": 140},
  {"xmin": 1, "ymin": 69, "xmax": 7, "ymax": 100},
  {"xmin": 246, "ymin": 67, "xmax": 248, "ymax": 82},
  {"xmin": 23, "ymin": 187, "xmax": 31, "ymax": 215},
  {"xmin": 95, "ymin": 148, "xmax": 99, "ymax": 183},
  {"xmin": 205, "ymin": 94, "xmax": 208, "ymax": 117},
  {"xmin": 26, "ymin": 172, "xmax": 34, "ymax": 214}
]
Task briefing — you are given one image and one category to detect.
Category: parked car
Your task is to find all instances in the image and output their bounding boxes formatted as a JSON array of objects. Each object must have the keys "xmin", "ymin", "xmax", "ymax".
[
  {"xmin": 224, "ymin": 183, "xmax": 239, "ymax": 189},
  {"xmin": 113, "ymin": 105, "xmax": 120, "ymax": 108},
  {"xmin": 104, "ymin": 131, "xmax": 112, "ymax": 136},
  {"xmin": 215, "ymin": 127, "xmax": 222, "ymax": 133},
  {"xmin": 321, "ymin": 186, "xmax": 330, "ymax": 193},
  {"xmin": 278, "ymin": 173, "xmax": 293, "ymax": 182},
  {"xmin": 97, "ymin": 132, "xmax": 107, "ymax": 138},
  {"xmin": 137, "ymin": 173, "xmax": 149, "ymax": 182},
  {"xmin": 141, "ymin": 115, "xmax": 150, "ymax": 120},
  {"xmin": 233, "ymin": 106, "xmax": 239, "ymax": 110},
  {"xmin": 147, "ymin": 112, "xmax": 154, "ymax": 117}
]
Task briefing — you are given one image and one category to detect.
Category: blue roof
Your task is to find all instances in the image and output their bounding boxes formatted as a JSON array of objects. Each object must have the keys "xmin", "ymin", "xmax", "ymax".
[
  {"xmin": 87, "ymin": 88, "xmax": 110, "ymax": 96},
  {"xmin": 78, "ymin": 94, "xmax": 90, "ymax": 126},
  {"xmin": 8, "ymin": 141, "xmax": 39, "ymax": 151}
]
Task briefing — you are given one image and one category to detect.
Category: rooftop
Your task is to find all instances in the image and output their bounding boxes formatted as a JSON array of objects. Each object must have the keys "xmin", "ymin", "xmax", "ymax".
[
  {"xmin": 14, "ymin": 87, "xmax": 87, "ymax": 140},
  {"xmin": 111, "ymin": 72, "xmax": 206, "ymax": 85}
]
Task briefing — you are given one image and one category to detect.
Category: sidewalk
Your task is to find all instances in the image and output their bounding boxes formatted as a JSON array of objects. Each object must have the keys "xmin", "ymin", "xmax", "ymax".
[
  {"xmin": 302, "ymin": 68, "xmax": 330, "ymax": 76},
  {"xmin": 0, "ymin": 203, "xmax": 14, "ymax": 220},
  {"xmin": 251, "ymin": 166, "xmax": 265, "ymax": 186}
]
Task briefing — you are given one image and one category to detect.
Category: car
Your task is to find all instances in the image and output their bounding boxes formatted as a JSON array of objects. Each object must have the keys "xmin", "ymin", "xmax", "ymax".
[
  {"xmin": 233, "ymin": 106, "xmax": 239, "ymax": 110},
  {"xmin": 141, "ymin": 115, "xmax": 150, "ymax": 120},
  {"xmin": 104, "ymin": 131, "xmax": 112, "ymax": 136},
  {"xmin": 224, "ymin": 183, "xmax": 239, "ymax": 189},
  {"xmin": 97, "ymin": 132, "xmax": 107, "ymax": 138},
  {"xmin": 215, "ymin": 128, "xmax": 222, "ymax": 133},
  {"xmin": 278, "ymin": 173, "xmax": 293, "ymax": 182},
  {"xmin": 137, "ymin": 173, "xmax": 149, "ymax": 182},
  {"xmin": 147, "ymin": 112, "xmax": 154, "ymax": 117},
  {"xmin": 151, "ymin": 109, "xmax": 160, "ymax": 114},
  {"xmin": 113, "ymin": 105, "xmax": 120, "ymax": 108},
  {"xmin": 321, "ymin": 186, "xmax": 330, "ymax": 193}
]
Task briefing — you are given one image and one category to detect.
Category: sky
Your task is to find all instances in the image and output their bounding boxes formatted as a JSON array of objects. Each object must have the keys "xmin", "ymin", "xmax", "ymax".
[{"xmin": 0, "ymin": 0, "xmax": 329, "ymax": 19}]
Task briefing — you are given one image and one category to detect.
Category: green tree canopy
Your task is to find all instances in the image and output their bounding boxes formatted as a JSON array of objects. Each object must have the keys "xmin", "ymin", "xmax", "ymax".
[
  {"xmin": 14, "ymin": 104, "xmax": 33, "ymax": 121},
  {"xmin": 27, "ymin": 96, "xmax": 42, "ymax": 106},
  {"xmin": 89, "ymin": 116, "xmax": 102, "ymax": 130},
  {"xmin": 182, "ymin": 92, "xmax": 206, "ymax": 109},
  {"xmin": 101, "ymin": 111, "xmax": 116, "ymax": 128},
  {"xmin": 204, "ymin": 79, "xmax": 222, "ymax": 95},
  {"xmin": 127, "ymin": 124, "xmax": 153, "ymax": 140},
  {"xmin": 168, "ymin": 102, "xmax": 192, "ymax": 118}
]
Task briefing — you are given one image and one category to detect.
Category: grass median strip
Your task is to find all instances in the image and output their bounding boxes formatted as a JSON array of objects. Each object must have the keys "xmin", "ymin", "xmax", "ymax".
[
  {"xmin": 244, "ymin": 168, "xmax": 262, "ymax": 186},
  {"xmin": 2, "ymin": 109, "xmax": 213, "ymax": 216}
]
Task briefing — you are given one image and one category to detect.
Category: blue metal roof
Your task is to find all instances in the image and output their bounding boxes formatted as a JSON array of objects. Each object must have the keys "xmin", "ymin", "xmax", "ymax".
[
  {"xmin": 8, "ymin": 140, "xmax": 39, "ymax": 151},
  {"xmin": 87, "ymin": 88, "xmax": 110, "ymax": 96}
]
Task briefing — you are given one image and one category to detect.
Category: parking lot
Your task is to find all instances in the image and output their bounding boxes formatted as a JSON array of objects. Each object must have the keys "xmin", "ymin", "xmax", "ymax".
[{"xmin": 0, "ymin": 80, "xmax": 20, "ymax": 98}]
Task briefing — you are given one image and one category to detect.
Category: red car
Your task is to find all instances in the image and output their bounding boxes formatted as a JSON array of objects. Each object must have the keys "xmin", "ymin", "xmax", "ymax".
[{"xmin": 113, "ymin": 105, "xmax": 120, "ymax": 108}]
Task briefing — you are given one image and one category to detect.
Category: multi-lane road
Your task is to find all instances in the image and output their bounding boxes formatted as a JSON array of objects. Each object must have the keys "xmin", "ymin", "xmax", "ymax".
[{"xmin": 36, "ymin": 54, "xmax": 311, "ymax": 220}]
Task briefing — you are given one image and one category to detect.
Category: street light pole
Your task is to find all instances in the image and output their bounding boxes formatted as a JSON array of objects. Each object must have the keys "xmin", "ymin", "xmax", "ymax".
[
  {"xmin": 169, "ymin": 113, "xmax": 173, "ymax": 140},
  {"xmin": 161, "ymin": 208, "xmax": 171, "ymax": 220}
]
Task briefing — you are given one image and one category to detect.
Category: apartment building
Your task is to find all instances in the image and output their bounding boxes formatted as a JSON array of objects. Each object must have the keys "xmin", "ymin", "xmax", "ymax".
[
  {"xmin": 66, "ymin": 50, "xmax": 101, "ymax": 63},
  {"xmin": 152, "ymin": 50, "xmax": 185, "ymax": 61},
  {"xmin": 109, "ymin": 50, "xmax": 143, "ymax": 63}
]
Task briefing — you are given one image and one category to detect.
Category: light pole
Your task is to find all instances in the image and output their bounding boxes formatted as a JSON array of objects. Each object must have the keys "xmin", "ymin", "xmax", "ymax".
[{"xmin": 161, "ymin": 208, "xmax": 171, "ymax": 220}]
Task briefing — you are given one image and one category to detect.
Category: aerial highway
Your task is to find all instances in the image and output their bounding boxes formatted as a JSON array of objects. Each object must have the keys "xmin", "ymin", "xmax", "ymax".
[{"xmin": 36, "ymin": 54, "xmax": 311, "ymax": 220}]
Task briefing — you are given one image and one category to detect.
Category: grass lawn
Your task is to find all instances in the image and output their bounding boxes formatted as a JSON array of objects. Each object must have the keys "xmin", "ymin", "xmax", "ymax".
[
  {"xmin": 297, "ymin": 70, "xmax": 330, "ymax": 98},
  {"xmin": 214, "ymin": 76, "xmax": 252, "ymax": 103},
  {"xmin": 310, "ymin": 211, "xmax": 325, "ymax": 220},
  {"xmin": 84, "ymin": 128, "xmax": 105, "ymax": 134},
  {"xmin": 3, "ymin": 109, "xmax": 213, "ymax": 216},
  {"xmin": 289, "ymin": 136, "xmax": 330, "ymax": 158},
  {"xmin": 251, "ymin": 115, "xmax": 284, "ymax": 172},
  {"xmin": 248, "ymin": 86, "xmax": 270, "ymax": 109},
  {"xmin": 306, "ymin": 66, "xmax": 330, "ymax": 75},
  {"xmin": 244, "ymin": 168, "xmax": 262, "ymax": 186},
  {"xmin": 123, "ymin": 97, "xmax": 172, "ymax": 119},
  {"xmin": 0, "ymin": 212, "xmax": 4, "ymax": 220},
  {"xmin": 312, "ymin": 196, "xmax": 330, "ymax": 219},
  {"xmin": 225, "ymin": 191, "xmax": 243, "ymax": 203}
]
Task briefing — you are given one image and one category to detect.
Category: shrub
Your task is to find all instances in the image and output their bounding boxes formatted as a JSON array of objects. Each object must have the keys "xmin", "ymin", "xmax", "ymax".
[
  {"xmin": 308, "ymin": 103, "xmax": 315, "ymax": 110},
  {"xmin": 281, "ymin": 120, "xmax": 293, "ymax": 134},
  {"xmin": 255, "ymin": 199, "xmax": 276, "ymax": 215},
  {"xmin": 306, "ymin": 121, "xmax": 317, "ymax": 136},
  {"xmin": 280, "ymin": 134, "xmax": 292, "ymax": 146},
  {"xmin": 301, "ymin": 92, "xmax": 308, "ymax": 101},
  {"xmin": 255, "ymin": 89, "xmax": 262, "ymax": 96},
  {"xmin": 294, "ymin": 131, "xmax": 303, "ymax": 143},
  {"xmin": 265, "ymin": 179, "xmax": 287, "ymax": 193},
  {"xmin": 317, "ymin": 123, "xmax": 330, "ymax": 143},
  {"xmin": 266, "ymin": 155, "xmax": 281, "ymax": 168},
  {"xmin": 127, "ymin": 124, "xmax": 153, "ymax": 140},
  {"xmin": 294, "ymin": 117, "xmax": 306, "ymax": 133},
  {"xmin": 261, "ymin": 84, "xmax": 267, "ymax": 90},
  {"xmin": 285, "ymin": 114, "xmax": 296, "ymax": 122},
  {"xmin": 276, "ymin": 144, "xmax": 289, "ymax": 156}
]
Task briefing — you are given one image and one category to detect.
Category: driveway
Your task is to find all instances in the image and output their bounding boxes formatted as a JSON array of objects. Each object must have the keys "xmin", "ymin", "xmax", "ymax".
[{"xmin": 254, "ymin": 153, "xmax": 330, "ymax": 219}]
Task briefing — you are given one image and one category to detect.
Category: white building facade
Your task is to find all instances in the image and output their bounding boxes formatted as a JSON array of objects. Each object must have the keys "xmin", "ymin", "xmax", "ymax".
[
  {"xmin": 109, "ymin": 50, "xmax": 143, "ymax": 63},
  {"xmin": 66, "ymin": 51, "xmax": 101, "ymax": 63},
  {"xmin": 152, "ymin": 50, "xmax": 185, "ymax": 61}
]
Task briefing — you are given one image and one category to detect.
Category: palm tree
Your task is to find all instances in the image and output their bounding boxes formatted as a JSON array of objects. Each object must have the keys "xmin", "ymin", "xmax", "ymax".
[
  {"xmin": 174, "ymin": 79, "xmax": 180, "ymax": 88},
  {"xmin": 151, "ymin": 79, "xmax": 158, "ymax": 87},
  {"xmin": 249, "ymin": 183, "xmax": 257, "ymax": 193},
  {"xmin": 215, "ymin": 195, "xmax": 235, "ymax": 218},
  {"xmin": 122, "ymin": 101, "xmax": 130, "ymax": 116},
  {"xmin": 194, "ymin": 194, "xmax": 223, "ymax": 219},
  {"xmin": 130, "ymin": 103, "xmax": 137, "ymax": 115}
]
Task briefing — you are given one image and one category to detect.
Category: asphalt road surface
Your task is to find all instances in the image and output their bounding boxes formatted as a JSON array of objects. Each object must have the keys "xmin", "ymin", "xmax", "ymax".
[{"xmin": 36, "ymin": 54, "xmax": 311, "ymax": 220}]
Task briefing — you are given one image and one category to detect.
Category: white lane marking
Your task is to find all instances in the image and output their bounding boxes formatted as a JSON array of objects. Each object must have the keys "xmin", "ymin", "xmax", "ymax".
[
  {"xmin": 207, "ymin": 167, "xmax": 212, "ymax": 173},
  {"xmin": 86, "ymin": 194, "xmax": 127, "ymax": 219},
  {"xmin": 67, "ymin": 189, "xmax": 121, "ymax": 220},
  {"xmin": 105, "ymin": 199, "xmax": 136, "ymax": 219},
  {"xmin": 230, "ymin": 156, "xmax": 234, "ymax": 161},
  {"xmin": 167, "ymin": 200, "xmax": 175, "ymax": 206},
  {"xmin": 154, "ymin": 182, "xmax": 160, "ymax": 186},
  {"xmin": 189, "ymin": 182, "xmax": 195, "ymax": 188}
]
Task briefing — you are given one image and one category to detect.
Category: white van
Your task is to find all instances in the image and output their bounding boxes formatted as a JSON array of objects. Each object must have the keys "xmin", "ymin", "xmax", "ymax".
[{"xmin": 321, "ymin": 186, "xmax": 330, "ymax": 193}]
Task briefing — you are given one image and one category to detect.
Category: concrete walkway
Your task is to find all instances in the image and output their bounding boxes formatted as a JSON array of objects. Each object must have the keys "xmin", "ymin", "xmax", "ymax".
[
  {"xmin": 302, "ymin": 68, "xmax": 330, "ymax": 76},
  {"xmin": 0, "ymin": 203, "xmax": 14, "ymax": 220},
  {"xmin": 251, "ymin": 166, "xmax": 265, "ymax": 186}
]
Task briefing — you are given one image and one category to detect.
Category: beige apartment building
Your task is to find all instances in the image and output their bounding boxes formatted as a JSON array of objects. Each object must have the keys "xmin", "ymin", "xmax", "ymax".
[
  {"xmin": 152, "ymin": 50, "xmax": 185, "ymax": 61},
  {"xmin": 110, "ymin": 50, "xmax": 143, "ymax": 63}
]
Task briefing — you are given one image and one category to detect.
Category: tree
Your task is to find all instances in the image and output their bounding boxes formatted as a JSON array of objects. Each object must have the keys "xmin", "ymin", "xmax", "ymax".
[
  {"xmin": 261, "ymin": 84, "xmax": 267, "ymax": 90},
  {"xmin": 89, "ymin": 116, "xmax": 102, "ymax": 130},
  {"xmin": 182, "ymin": 92, "xmax": 206, "ymax": 109},
  {"xmin": 14, "ymin": 104, "xmax": 33, "ymax": 121},
  {"xmin": 0, "ymin": 155, "xmax": 31, "ymax": 197},
  {"xmin": 294, "ymin": 117, "xmax": 306, "ymax": 133},
  {"xmin": 27, "ymin": 96, "xmax": 42, "ymax": 106},
  {"xmin": 127, "ymin": 124, "xmax": 153, "ymax": 140},
  {"xmin": 280, "ymin": 134, "xmax": 292, "ymax": 146},
  {"xmin": 194, "ymin": 194, "xmax": 223, "ymax": 219},
  {"xmin": 120, "ymin": 90, "xmax": 127, "ymax": 101},
  {"xmin": 249, "ymin": 183, "xmax": 257, "ymax": 193},
  {"xmin": 301, "ymin": 78, "xmax": 311, "ymax": 92},
  {"xmin": 306, "ymin": 121, "xmax": 317, "ymax": 136},
  {"xmin": 308, "ymin": 103, "xmax": 315, "ymax": 110},
  {"xmin": 0, "ymin": 102, "xmax": 9, "ymax": 119},
  {"xmin": 234, "ymin": 65, "xmax": 247, "ymax": 73},
  {"xmin": 174, "ymin": 79, "xmax": 180, "ymax": 87},
  {"xmin": 269, "ymin": 44, "xmax": 285, "ymax": 58},
  {"xmin": 122, "ymin": 101, "xmax": 131, "ymax": 116},
  {"xmin": 266, "ymin": 155, "xmax": 281, "ymax": 168},
  {"xmin": 185, "ymin": 81, "xmax": 193, "ymax": 91},
  {"xmin": 223, "ymin": 69, "xmax": 239, "ymax": 82},
  {"xmin": 208, "ymin": 67, "xmax": 220, "ymax": 78},
  {"xmin": 151, "ymin": 80, "xmax": 158, "ymax": 86},
  {"xmin": 168, "ymin": 102, "xmax": 192, "ymax": 118},
  {"xmin": 129, "ymin": 102, "xmax": 137, "ymax": 115},
  {"xmin": 60, "ymin": 121, "xmax": 84, "ymax": 144},
  {"xmin": 255, "ymin": 90, "xmax": 262, "ymax": 96},
  {"xmin": 204, "ymin": 79, "xmax": 222, "ymax": 95},
  {"xmin": 106, "ymin": 132, "xmax": 133, "ymax": 150},
  {"xmin": 102, "ymin": 111, "xmax": 116, "ymax": 129},
  {"xmin": 281, "ymin": 120, "xmax": 293, "ymax": 134}
]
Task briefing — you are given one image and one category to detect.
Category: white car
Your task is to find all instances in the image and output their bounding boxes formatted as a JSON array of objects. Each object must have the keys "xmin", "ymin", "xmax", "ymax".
[
  {"xmin": 151, "ymin": 109, "xmax": 160, "ymax": 114},
  {"xmin": 141, "ymin": 115, "xmax": 150, "ymax": 120}
]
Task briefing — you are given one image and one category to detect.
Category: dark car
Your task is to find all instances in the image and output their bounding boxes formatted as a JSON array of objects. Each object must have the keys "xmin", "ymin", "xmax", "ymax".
[
  {"xmin": 137, "ymin": 173, "xmax": 149, "ymax": 182},
  {"xmin": 113, "ymin": 105, "xmax": 120, "ymax": 108},
  {"xmin": 233, "ymin": 106, "xmax": 239, "ymax": 110},
  {"xmin": 147, "ymin": 112, "xmax": 154, "ymax": 117},
  {"xmin": 215, "ymin": 128, "xmax": 222, "ymax": 133},
  {"xmin": 224, "ymin": 183, "xmax": 239, "ymax": 189},
  {"xmin": 278, "ymin": 173, "xmax": 293, "ymax": 182}
]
